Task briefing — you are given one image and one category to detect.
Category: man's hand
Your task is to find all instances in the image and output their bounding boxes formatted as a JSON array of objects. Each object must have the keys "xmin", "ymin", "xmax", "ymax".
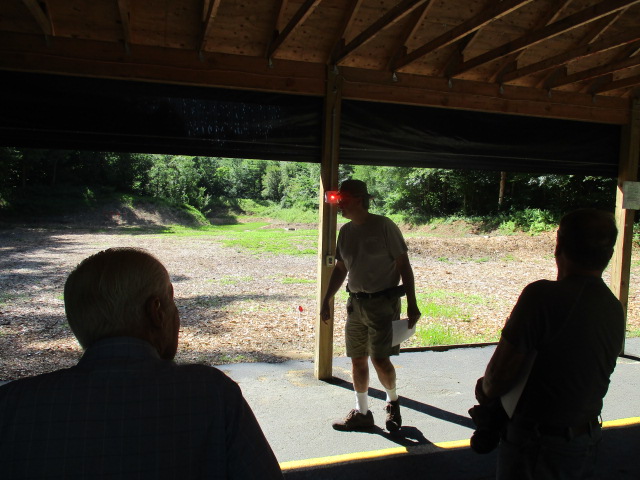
[
  {"xmin": 407, "ymin": 304, "xmax": 421, "ymax": 328},
  {"xmin": 320, "ymin": 299, "xmax": 331, "ymax": 324},
  {"xmin": 474, "ymin": 376, "xmax": 492, "ymax": 405}
]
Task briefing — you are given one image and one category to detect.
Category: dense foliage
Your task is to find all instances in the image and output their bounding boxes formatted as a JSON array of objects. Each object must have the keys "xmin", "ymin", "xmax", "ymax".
[{"xmin": 0, "ymin": 148, "xmax": 617, "ymax": 228}]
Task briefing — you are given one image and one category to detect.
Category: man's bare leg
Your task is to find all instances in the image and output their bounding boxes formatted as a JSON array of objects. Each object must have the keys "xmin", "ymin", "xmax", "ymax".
[
  {"xmin": 372, "ymin": 356, "xmax": 402, "ymax": 431},
  {"xmin": 332, "ymin": 356, "xmax": 375, "ymax": 431}
]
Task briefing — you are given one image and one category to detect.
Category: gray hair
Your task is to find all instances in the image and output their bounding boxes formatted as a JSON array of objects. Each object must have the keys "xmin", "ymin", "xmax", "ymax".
[{"xmin": 64, "ymin": 247, "xmax": 170, "ymax": 348}]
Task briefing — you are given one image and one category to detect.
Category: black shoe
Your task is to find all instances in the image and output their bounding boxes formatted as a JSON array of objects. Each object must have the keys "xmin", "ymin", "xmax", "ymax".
[
  {"xmin": 384, "ymin": 400, "xmax": 402, "ymax": 432},
  {"xmin": 332, "ymin": 409, "xmax": 375, "ymax": 431}
]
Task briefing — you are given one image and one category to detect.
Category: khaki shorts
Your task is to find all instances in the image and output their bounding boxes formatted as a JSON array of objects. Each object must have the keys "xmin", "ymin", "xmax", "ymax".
[{"xmin": 345, "ymin": 295, "xmax": 401, "ymax": 358}]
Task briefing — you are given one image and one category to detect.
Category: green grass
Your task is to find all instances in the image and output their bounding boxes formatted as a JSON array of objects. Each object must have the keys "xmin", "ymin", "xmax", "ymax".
[
  {"xmin": 219, "ymin": 353, "xmax": 250, "ymax": 363},
  {"xmin": 149, "ymin": 222, "xmax": 318, "ymax": 255},
  {"xmin": 0, "ymin": 292, "xmax": 25, "ymax": 306},
  {"xmin": 627, "ymin": 329, "xmax": 640, "ymax": 338},
  {"xmin": 281, "ymin": 276, "xmax": 315, "ymax": 284},
  {"xmin": 411, "ymin": 323, "xmax": 471, "ymax": 346},
  {"xmin": 399, "ymin": 289, "xmax": 492, "ymax": 346},
  {"xmin": 219, "ymin": 275, "xmax": 253, "ymax": 285}
]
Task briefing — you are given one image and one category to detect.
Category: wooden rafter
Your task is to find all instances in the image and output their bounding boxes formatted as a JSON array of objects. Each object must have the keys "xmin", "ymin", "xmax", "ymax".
[
  {"xmin": 386, "ymin": 0, "xmax": 434, "ymax": 71},
  {"xmin": 590, "ymin": 73, "xmax": 640, "ymax": 94},
  {"xmin": 455, "ymin": 0, "xmax": 640, "ymax": 77},
  {"xmin": 546, "ymin": 54, "xmax": 640, "ymax": 89},
  {"xmin": 199, "ymin": 0, "xmax": 222, "ymax": 53},
  {"xmin": 534, "ymin": 11, "xmax": 626, "ymax": 89},
  {"xmin": 493, "ymin": 0, "xmax": 573, "ymax": 83},
  {"xmin": 502, "ymin": 29, "xmax": 640, "ymax": 83},
  {"xmin": 333, "ymin": 0, "xmax": 428, "ymax": 65},
  {"xmin": 580, "ymin": 9, "xmax": 627, "ymax": 45},
  {"xmin": 328, "ymin": 0, "xmax": 363, "ymax": 65},
  {"xmin": 21, "ymin": 0, "xmax": 54, "ymax": 37},
  {"xmin": 267, "ymin": 0, "xmax": 321, "ymax": 59},
  {"xmin": 441, "ymin": 32, "xmax": 478, "ymax": 78},
  {"xmin": 392, "ymin": 0, "xmax": 534, "ymax": 71},
  {"xmin": 117, "ymin": 0, "xmax": 131, "ymax": 48}
]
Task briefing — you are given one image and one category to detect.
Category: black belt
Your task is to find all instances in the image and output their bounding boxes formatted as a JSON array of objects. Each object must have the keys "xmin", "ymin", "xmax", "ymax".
[
  {"xmin": 512, "ymin": 415, "xmax": 600, "ymax": 439},
  {"xmin": 347, "ymin": 285, "xmax": 405, "ymax": 300}
]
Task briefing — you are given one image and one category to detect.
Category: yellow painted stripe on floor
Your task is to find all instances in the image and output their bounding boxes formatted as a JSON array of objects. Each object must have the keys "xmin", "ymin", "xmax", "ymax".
[
  {"xmin": 279, "ymin": 416, "xmax": 640, "ymax": 471},
  {"xmin": 280, "ymin": 446, "xmax": 408, "ymax": 470},
  {"xmin": 433, "ymin": 438, "xmax": 471, "ymax": 449},
  {"xmin": 602, "ymin": 416, "xmax": 640, "ymax": 428}
]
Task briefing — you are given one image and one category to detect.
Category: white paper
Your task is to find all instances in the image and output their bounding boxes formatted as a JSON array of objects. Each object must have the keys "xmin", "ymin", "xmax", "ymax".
[
  {"xmin": 500, "ymin": 351, "xmax": 537, "ymax": 418},
  {"xmin": 392, "ymin": 318, "xmax": 416, "ymax": 346}
]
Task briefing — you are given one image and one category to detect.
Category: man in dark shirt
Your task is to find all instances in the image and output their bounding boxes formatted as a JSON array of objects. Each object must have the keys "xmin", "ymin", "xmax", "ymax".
[
  {"xmin": 474, "ymin": 209, "xmax": 625, "ymax": 479},
  {"xmin": 0, "ymin": 247, "xmax": 282, "ymax": 479}
]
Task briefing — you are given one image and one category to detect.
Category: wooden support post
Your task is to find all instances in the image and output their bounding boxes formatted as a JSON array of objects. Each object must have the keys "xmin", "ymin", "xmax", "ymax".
[
  {"xmin": 315, "ymin": 67, "xmax": 342, "ymax": 380},
  {"xmin": 610, "ymin": 99, "xmax": 640, "ymax": 355}
]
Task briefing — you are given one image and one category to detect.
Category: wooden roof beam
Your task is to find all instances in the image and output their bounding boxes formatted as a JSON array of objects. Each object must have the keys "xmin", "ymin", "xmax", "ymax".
[
  {"xmin": 386, "ymin": 0, "xmax": 434, "ymax": 71},
  {"xmin": 199, "ymin": 0, "xmax": 222, "ymax": 53},
  {"xmin": 579, "ymin": 8, "xmax": 628, "ymax": 45},
  {"xmin": 267, "ymin": 0, "xmax": 321, "ymax": 59},
  {"xmin": 545, "ymin": 54, "xmax": 640, "ymax": 89},
  {"xmin": 582, "ymin": 39, "xmax": 640, "ymax": 92},
  {"xmin": 117, "ymin": 0, "xmax": 132, "ymax": 49},
  {"xmin": 392, "ymin": 0, "xmax": 534, "ymax": 71},
  {"xmin": 21, "ymin": 0, "xmax": 54, "ymax": 37},
  {"xmin": 441, "ymin": 32, "xmax": 478, "ymax": 78},
  {"xmin": 332, "ymin": 0, "xmax": 428, "ymax": 65},
  {"xmin": 590, "ymin": 73, "xmax": 640, "ymax": 94},
  {"xmin": 328, "ymin": 0, "xmax": 363, "ymax": 65},
  {"xmin": 492, "ymin": 0, "xmax": 573, "ymax": 82},
  {"xmin": 455, "ymin": 0, "xmax": 640, "ymax": 77},
  {"xmin": 501, "ymin": 29, "xmax": 640, "ymax": 83},
  {"xmin": 534, "ymin": 11, "xmax": 629, "ymax": 89}
]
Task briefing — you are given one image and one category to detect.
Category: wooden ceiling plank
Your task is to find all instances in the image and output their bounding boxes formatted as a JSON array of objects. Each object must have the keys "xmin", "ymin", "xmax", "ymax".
[
  {"xmin": 117, "ymin": 0, "xmax": 132, "ymax": 48},
  {"xmin": 333, "ymin": 0, "xmax": 428, "ymax": 65},
  {"xmin": 267, "ymin": 0, "xmax": 321, "ymax": 59},
  {"xmin": 393, "ymin": 0, "xmax": 535, "ymax": 71},
  {"xmin": 493, "ymin": 0, "xmax": 573, "ymax": 82},
  {"xmin": 579, "ymin": 9, "xmax": 627, "ymax": 45},
  {"xmin": 386, "ymin": 0, "xmax": 434, "ymax": 71},
  {"xmin": 456, "ymin": 0, "xmax": 640, "ymax": 76},
  {"xmin": 502, "ymin": 29, "xmax": 640, "ymax": 82},
  {"xmin": 199, "ymin": 0, "xmax": 222, "ymax": 53},
  {"xmin": 533, "ymin": 10, "xmax": 627, "ymax": 90},
  {"xmin": 547, "ymin": 54, "xmax": 640, "ymax": 88},
  {"xmin": 20, "ymin": 0, "xmax": 54, "ymax": 36},
  {"xmin": 328, "ymin": 0, "xmax": 364, "ymax": 64}
]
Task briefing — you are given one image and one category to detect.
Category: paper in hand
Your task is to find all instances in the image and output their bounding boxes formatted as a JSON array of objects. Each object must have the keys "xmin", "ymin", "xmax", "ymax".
[{"xmin": 392, "ymin": 318, "xmax": 416, "ymax": 346}]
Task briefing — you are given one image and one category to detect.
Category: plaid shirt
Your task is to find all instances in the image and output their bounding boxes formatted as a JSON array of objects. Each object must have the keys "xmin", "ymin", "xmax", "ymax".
[{"xmin": 0, "ymin": 337, "xmax": 282, "ymax": 479}]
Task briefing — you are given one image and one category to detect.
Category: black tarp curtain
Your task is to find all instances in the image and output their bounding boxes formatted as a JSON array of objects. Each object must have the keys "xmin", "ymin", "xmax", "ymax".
[{"xmin": 0, "ymin": 71, "xmax": 620, "ymax": 176}]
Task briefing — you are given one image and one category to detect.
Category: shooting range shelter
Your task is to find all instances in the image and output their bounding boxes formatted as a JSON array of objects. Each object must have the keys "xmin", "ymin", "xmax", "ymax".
[{"xmin": 1, "ymin": 0, "xmax": 639, "ymax": 378}]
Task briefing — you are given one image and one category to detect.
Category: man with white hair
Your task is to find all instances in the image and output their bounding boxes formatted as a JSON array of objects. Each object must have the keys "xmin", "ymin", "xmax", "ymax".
[{"xmin": 0, "ymin": 247, "xmax": 282, "ymax": 479}]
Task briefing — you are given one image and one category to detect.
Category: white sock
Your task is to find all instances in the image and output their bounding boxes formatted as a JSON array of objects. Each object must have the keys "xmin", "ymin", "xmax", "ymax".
[
  {"xmin": 385, "ymin": 387, "xmax": 398, "ymax": 403},
  {"xmin": 355, "ymin": 391, "xmax": 369, "ymax": 414}
]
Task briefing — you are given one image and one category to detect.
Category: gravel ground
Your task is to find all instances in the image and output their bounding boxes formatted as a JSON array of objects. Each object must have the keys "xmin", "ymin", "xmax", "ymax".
[{"xmin": 1, "ymin": 212, "xmax": 639, "ymax": 381}]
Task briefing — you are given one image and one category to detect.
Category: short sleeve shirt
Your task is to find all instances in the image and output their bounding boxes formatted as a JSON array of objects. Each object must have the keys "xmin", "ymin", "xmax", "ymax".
[
  {"xmin": 501, "ymin": 275, "xmax": 624, "ymax": 426},
  {"xmin": 336, "ymin": 214, "xmax": 407, "ymax": 293}
]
